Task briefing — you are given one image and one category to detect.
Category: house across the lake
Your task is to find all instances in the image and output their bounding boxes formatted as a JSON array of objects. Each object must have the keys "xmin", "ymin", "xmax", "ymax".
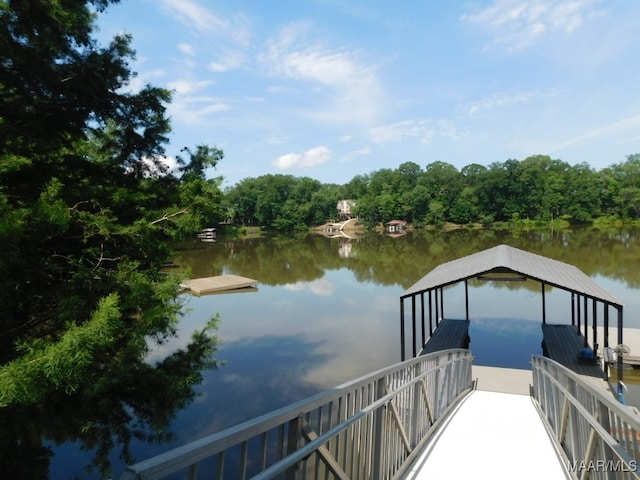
[
  {"xmin": 386, "ymin": 219, "xmax": 407, "ymax": 233},
  {"xmin": 336, "ymin": 199, "xmax": 356, "ymax": 218}
]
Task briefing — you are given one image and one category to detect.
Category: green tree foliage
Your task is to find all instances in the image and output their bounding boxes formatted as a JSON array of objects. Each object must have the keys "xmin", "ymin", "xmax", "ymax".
[
  {"xmin": 343, "ymin": 174, "xmax": 369, "ymax": 198},
  {"xmin": 226, "ymin": 174, "xmax": 328, "ymax": 231},
  {"xmin": 565, "ymin": 163, "xmax": 600, "ymax": 223},
  {"xmin": 603, "ymin": 154, "xmax": 640, "ymax": 219},
  {"xmin": 516, "ymin": 155, "xmax": 568, "ymax": 220},
  {"xmin": 310, "ymin": 183, "xmax": 343, "ymax": 224},
  {"xmin": 1, "ymin": 1, "xmax": 223, "ymax": 475},
  {"xmin": 224, "ymin": 154, "xmax": 640, "ymax": 230}
]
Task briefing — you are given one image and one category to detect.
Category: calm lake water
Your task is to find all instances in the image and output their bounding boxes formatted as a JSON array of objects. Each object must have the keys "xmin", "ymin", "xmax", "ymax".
[{"xmin": 50, "ymin": 226, "xmax": 640, "ymax": 479}]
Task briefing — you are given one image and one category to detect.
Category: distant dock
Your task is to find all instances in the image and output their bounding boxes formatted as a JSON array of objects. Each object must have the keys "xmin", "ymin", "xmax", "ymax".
[{"xmin": 180, "ymin": 274, "xmax": 258, "ymax": 295}]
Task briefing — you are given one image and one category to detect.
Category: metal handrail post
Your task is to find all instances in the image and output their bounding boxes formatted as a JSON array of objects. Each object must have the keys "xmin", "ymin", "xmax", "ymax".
[{"xmin": 372, "ymin": 374, "xmax": 387, "ymax": 480}]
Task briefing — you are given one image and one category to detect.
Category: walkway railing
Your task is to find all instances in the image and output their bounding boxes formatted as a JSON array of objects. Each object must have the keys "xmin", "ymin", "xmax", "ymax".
[
  {"xmin": 120, "ymin": 349, "xmax": 473, "ymax": 480},
  {"xmin": 532, "ymin": 355, "xmax": 640, "ymax": 479}
]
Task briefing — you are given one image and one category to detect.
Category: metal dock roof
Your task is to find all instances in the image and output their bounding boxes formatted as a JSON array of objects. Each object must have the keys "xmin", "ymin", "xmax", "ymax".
[{"xmin": 401, "ymin": 244, "xmax": 622, "ymax": 307}]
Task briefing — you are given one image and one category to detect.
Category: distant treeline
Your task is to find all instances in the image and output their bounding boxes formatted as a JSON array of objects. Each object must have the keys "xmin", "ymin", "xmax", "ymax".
[{"xmin": 223, "ymin": 154, "xmax": 640, "ymax": 230}]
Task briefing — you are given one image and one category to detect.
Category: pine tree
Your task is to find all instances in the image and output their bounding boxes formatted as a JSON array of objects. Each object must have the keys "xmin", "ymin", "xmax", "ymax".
[{"xmin": 0, "ymin": 1, "xmax": 223, "ymax": 475}]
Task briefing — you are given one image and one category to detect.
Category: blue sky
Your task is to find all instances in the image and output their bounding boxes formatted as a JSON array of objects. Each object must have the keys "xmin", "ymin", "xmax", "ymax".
[{"xmin": 96, "ymin": 0, "xmax": 640, "ymax": 188}]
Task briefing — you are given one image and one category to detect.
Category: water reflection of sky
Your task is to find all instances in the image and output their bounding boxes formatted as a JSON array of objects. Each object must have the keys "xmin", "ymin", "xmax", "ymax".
[
  {"xmin": 469, "ymin": 317, "xmax": 543, "ymax": 369},
  {"xmin": 51, "ymin": 251, "xmax": 640, "ymax": 478},
  {"xmin": 428, "ymin": 281, "xmax": 565, "ymax": 370},
  {"xmin": 52, "ymin": 268, "xmax": 400, "ymax": 478},
  {"xmin": 74, "ymin": 268, "xmax": 405, "ymax": 478},
  {"xmin": 593, "ymin": 274, "xmax": 640, "ymax": 328}
]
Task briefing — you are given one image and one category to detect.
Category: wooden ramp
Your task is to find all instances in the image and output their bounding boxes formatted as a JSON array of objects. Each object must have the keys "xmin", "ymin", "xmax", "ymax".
[
  {"xmin": 180, "ymin": 275, "xmax": 258, "ymax": 295},
  {"xmin": 420, "ymin": 319, "xmax": 470, "ymax": 355}
]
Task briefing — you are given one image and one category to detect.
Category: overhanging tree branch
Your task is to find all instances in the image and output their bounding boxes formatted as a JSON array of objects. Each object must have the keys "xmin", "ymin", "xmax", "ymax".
[{"xmin": 150, "ymin": 208, "xmax": 190, "ymax": 225}]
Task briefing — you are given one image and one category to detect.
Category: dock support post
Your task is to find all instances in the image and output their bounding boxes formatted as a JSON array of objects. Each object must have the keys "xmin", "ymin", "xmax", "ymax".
[
  {"xmin": 420, "ymin": 292, "xmax": 425, "ymax": 348},
  {"xmin": 439, "ymin": 288, "xmax": 444, "ymax": 321},
  {"xmin": 428, "ymin": 290, "xmax": 433, "ymax": 336},
  {"xmin": 571, "ymin": 293, "xmax": 575, "ymax": 327},
  {"xmin": 434, "ymin": 290, "xmax": 439, "ymax": 328},
  {"xmin": 592, "ymin": 299, "xmax": 598, "ymax": 355},
  {"xmin": 583, "ymin": 296, "xmax": 588, "ymax": 347},
  {"xmin": 617, "ymin": 307, "xmax": 624, "ymax": 385},
  {"xmin": 577, "ymin": 294, "xmax": 581, "ymax": 336},
  {"xmin": 400, "ymin": 298, "xmax": 406, "ymax": 361},
  {"xmin": 411, "ymin": 295, "xmax": 417, "ymax": 358},
  {"xmin": 541, "ymin": 281, "xmax": 546, "ymax": 324},
  {"xmin": 464, "ymin": 279, "xmax": 469, "ymax": 321},
  {"xmin": 604, "ymin": 305, "xmax": 610, "ymax": 380}
]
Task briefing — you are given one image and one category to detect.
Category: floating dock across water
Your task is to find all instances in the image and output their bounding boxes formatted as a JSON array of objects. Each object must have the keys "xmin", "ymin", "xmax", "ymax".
[{"xmin": 180, "ymin": 274, "xmax": 258, "ymax": 295}]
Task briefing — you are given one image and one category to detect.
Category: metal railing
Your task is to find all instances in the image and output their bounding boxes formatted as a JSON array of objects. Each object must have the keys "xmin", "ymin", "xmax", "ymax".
[
  {"xmin": 532, "ymin": 355, "xmax": 640, "ymax": 479},
  {"xmin": 120, "ymin": 349, "xmax": 473, "ymax": 480}
]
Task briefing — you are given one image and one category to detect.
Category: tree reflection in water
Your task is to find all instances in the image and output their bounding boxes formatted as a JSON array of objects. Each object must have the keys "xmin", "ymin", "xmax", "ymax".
[
  {"xmin": 0, "ymin": 317, "xmax": 220, "ymax": 479},
  {"xmin": 10, "ymin": 226, "xmax": 640, "ymax": 479}
]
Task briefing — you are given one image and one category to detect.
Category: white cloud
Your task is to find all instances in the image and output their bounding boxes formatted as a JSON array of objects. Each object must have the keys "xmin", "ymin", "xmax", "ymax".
[
  {"xmin": 168, "ymin": 95, "xmax": 230, "ymax": 124},
  {"xmin": 134, "ymin": 155, "xmax": 179, "ymax": 177},
  {"xmin": 167, "ymin": 103, "xmax": 223, "ymax": 125},
  {"xmin": 160, "ymin": 0, "xmax": 251, "ymax": 46},
  {"xmin": 461, "ymin": 0, "xmax": 601, "ymax": 52},
  {"xmin": 342, "ymin": 146, "xmax": 372, "ymax": 163},
  {"xmin": 615, "ymin": 134, "xmax": 640, "ymax": 146},
  {"xmin": 161, "ymin": 155, "xmax": 180, "ymax": 172},
  {"xmin": 164, "ymin": 78, "xmax": 230, "ymax": 124},
  {"xmin": 189, "ymin": 99, "xmax": 230, "ymax": 116},
  {"xmin": 261, "ymin": 22, "xmax": 382, "ymax": 125},
  {"xmin": 549, "ymin": 0, "xmax": 599, "ymax": 32},
  {"xmin": 208, "ymin": 50, "xmax": 246, "ymax": 73},
  {"xmin": 369, "ymin": 119, "xmax": 464, "ymax": 144},
  {"xmin": 266, "ymin": 85, "xmax": 297, "ymax": 95},
  {"xmin": 549, "ymin": 114, "xmax": 640, "ymax": 152},
  {"xmin": 123, "ymin": 68, "xmax": 166, "ymax": 94},
  {"xmin": 466, "ymin": 89, "xmax": 557, "ymax": 117},
  {"xmin": 178, "ymin": 43, "xmax": 195, "ymax": 56},
  {"xmin": 273, "ymin": 146, "xmax": 332, "ymax": 170},
  {"xmin": 370, "ymin": 120, "xmax": 422, "ymax": 143},
  {"xmin": 167, "ymin": 79, "xmax": 213, "ymax": 95},
  {"xmin": 161, "ymin": 0, "xmax": 226, "ymax": 33},
  {"xmin": 284, "ymin": 278, "xmax": 336, "ymax": 296},
  {"xmin": 265, "ymin": 135, "xmax": 288, "ymax": 145}
]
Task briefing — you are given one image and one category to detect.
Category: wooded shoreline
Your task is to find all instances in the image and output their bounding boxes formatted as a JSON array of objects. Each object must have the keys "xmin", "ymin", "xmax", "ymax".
[{"xmin": 223, "ymin": 154, "xmax": 640, "ymax": 232}]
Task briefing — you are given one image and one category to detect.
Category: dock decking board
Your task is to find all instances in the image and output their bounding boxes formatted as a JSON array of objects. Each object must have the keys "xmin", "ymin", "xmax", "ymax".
[
  {"xmin": 402, "ymin": 390, "xmax": 568, "ymax": 479},
  {"xmin": 420, "ymin": 319, "xmax": 470, "ymax": 355},
  {"xmin": 180, "ymin": 274, "xmax": 258, "ymax": 295},
  {"xmin": 421, "ymin": 321, "xmax": 611, "ymax": 386},
  {"xmin": 542, "ymin": 324, "xmax": 605, "ymax": 379}
]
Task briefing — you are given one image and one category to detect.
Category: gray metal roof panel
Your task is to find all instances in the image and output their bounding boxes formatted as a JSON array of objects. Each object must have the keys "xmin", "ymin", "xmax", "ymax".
[{"xmin": 401, "ymin": 244, "xmax": 622, "ymax": 306}]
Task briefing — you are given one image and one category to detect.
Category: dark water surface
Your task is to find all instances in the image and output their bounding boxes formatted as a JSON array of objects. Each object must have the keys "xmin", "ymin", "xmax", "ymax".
[{"xmin": 48, "ymin": 227, "xmax": 640, "ymax": 478}]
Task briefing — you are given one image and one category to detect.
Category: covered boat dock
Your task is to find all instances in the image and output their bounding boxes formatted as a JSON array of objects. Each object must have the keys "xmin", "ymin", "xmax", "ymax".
[
  {"xmin": 120, "ymin": 245, "xmax": 636, "ymax": 479},
  {"xmin": 399, "ymin": 244, "xmax": 625, "ymax": 383}
]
